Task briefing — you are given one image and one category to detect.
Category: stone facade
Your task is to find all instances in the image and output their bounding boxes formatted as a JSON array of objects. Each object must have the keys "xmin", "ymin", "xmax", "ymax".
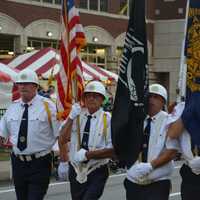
[{"xmin": 0, "ymin": 0, "xmax": 189, "ymax": 102}]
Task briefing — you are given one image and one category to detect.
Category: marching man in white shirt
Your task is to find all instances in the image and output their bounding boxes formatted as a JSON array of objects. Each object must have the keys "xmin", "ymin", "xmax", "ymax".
[
  {"xmin": 58, "ymin": 80, "xmax": 114, "ymax": 200},
  {"xmin": 167, "ymin": 99, "xmax": 200, "ymax": 200},
  {"xmin": 124, "ymin": 84, "xmax": 179, "ymax": 200},
  {"xmin": 0, "ymin": 69, "xmax": 60, "ymax": 200}
]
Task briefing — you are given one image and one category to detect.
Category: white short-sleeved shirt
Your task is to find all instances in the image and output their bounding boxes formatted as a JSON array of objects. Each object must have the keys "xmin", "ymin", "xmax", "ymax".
[
  {"xmin": 0, "ymin": 94, "xmax": 60, "ymax": 155},
  {"xmin": 135, "ymin": 111, "xmax": 179, "ymax": 183},
  {"xmin": 144, "ymin": 110, "xmax": 179, "ymax": 158},
  {"xmin": 65, "ymin": 107, "xmax": 112, "ymax": 163}
]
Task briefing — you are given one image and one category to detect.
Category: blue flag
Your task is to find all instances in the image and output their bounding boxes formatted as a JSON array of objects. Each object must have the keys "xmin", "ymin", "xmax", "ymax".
[
  {"xmin": 182, "ymin": 0, "xmax": 200, "ymax": 145},
  {"xmin": 111, "ymin": 0, "xmax": 148, "ymax": 167}
]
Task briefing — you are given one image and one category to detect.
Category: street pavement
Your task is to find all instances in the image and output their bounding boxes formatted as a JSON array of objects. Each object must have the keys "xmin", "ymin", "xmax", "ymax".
[{"xmin": 0, "ymin": 161, "xmax": 182, "ymax": 200}]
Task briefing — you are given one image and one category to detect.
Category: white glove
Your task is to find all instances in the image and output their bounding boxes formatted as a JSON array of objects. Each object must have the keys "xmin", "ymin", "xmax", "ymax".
[
  {"xmin": 74, "ymin": 148, "xmax": 88, "ymax": 163},
  {"xmin": 69, "ymin": 103, "xmax": 81, "ymax": 120},
  {"xmin": 127, "ymin": 163, "xmax": 153, "ymax": 184},
  {"xmin": 189, "ymin": 156, "xmax": 200, "ymax": 175},
  {"xmin": 136, "ymin": 162, "xmax": 153, "ymax": 176},
  {"xmin": 127, "ymin": 164, "xmax": 145, "ymax": 181},
  {"xmin": 58, "ymin": 162, "xmax": 69, "ymax": 181}
]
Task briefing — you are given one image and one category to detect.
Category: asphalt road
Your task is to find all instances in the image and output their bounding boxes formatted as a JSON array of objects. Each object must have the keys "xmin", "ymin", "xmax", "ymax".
[{"xmin": 0, "ymin": 161, "xmax": 182, "ymax": 200}]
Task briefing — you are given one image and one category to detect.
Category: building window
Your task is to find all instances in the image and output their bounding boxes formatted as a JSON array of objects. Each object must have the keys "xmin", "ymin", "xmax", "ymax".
[
  {"xmin": 79, "ymin": 0, "xmax": 88, "ymax": 9},
  {"xmin": 43, "ymin": 0, "xmax": 53, "ymax": 3},
  {"xmin": 116, "ymin": 47, "xmax": 123, "ymax": 69},
  {"xmin": 27, "ymin": 38, "xmax": 59, "ymax": 52},
  {"xmin": 89, "ymin": 1, "xmax": 98, "ymax": 11},
  {"xmin": 120, "ymin": 0, "xmax": 128, "ymax": 15},
  {"xmin": 81, "ymin": 44, "xmax": 107, "ymax": 68},
  {"xmin": 0, "ymin": 34, "xmax": 14, "ymax": 59},
  {"xmin": 31, "ymin": 0, "xmax": 61, "ymax": 4},
  {"xmin": 100, "ymin": 0, "xmax": 108, "ymax": 12},
  {"xmin": 55, "ymin": 0, "xmax": 61, "ymax": 4},
  {"xmin": 78, "ymin": 0, "xmax": 108, "ymax": 12}
]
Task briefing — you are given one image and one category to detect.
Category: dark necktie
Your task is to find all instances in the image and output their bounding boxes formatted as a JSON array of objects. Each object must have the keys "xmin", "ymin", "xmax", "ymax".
[
  {"xmin": 81, "ymin": 115, "xmax": 92, "ymax": 150},
  {"xmin": 191, "ymin": 142, "xmax": 200, "ymax": 156},
  {"xmin": 17, "ymin": 104, "xmax": 29, "ymax": 151},
  {"xmin": 141, "ymin": 117, "xmax": 152, "ymax": 162}
]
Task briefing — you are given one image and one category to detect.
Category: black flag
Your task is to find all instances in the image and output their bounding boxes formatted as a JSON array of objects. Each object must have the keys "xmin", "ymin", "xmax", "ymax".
[{"xmin": 111, "ymin": 0, "xmax": 148, "ymax": 167}]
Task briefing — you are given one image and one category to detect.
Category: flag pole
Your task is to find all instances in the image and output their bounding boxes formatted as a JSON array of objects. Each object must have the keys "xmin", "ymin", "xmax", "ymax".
[{"xmin": 177, "ymin": 0, "xmax": 190, "ymax": 103}]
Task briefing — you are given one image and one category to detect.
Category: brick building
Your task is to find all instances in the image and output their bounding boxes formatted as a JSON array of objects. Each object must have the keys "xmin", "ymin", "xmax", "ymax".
[{"xmin": 0, "ymin": 0, "xmax": 188, "ymax": 102}]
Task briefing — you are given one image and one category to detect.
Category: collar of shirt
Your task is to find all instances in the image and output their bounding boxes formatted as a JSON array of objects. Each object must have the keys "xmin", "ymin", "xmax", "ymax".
[
  {"xmin": 144, "ymin": 110, "xmax": 168, "ymax": 135},
  {"xmin": 19, "ymin": 94, "xmax": 39, "ymax": 108},
  {"xmin": 84, "ymin": 107, "xmax": 103, "ymax": 119},
  {"xmin": 146, "ymin": 110, "xmax": 165, "ymax": 123}
]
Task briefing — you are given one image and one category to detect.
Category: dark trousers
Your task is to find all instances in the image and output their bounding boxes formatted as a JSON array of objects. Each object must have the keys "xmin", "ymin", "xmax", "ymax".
[
  {"xmin": 11, "ymin": 153, "xmax": 52, "ymax": 200},
  {"xmin": 68, "ymin": 163, "xmax": 109, "ymax": 200},
  {"xmin": 124, "ymin": 178, "xmax": 171, "ymax": 200},
  {"xmin": 180, "ymin": 164, "xmax": 200, "ymax": 200}
]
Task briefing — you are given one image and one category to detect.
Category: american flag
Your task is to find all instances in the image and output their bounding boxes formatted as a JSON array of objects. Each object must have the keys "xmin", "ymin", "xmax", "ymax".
[{"xmin": 57, "ymin": 0, "xmax": 86, "ymax": 120}]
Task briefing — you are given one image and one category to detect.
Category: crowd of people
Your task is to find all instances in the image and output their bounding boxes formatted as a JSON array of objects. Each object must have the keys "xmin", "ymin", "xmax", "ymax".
[{"xmin": 0, "ymin": 68, "xmax": 199, "ymax": 200}]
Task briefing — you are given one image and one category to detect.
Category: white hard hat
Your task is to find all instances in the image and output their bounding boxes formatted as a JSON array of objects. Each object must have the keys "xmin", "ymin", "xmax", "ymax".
[
  {"xmin": 149, "ymin": 83, "xmax": 167, "ymax": 102},
  {"xmin": 84, "ymin": 80, "xmax": 106, "ymax": 98},
  {"xmin": 15, "ymin": 69, "xmax": 39, "ymax": 85}
]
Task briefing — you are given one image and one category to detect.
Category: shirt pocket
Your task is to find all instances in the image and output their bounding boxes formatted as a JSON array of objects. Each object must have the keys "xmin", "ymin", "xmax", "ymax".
[
  {"xmin": 7, "ymin": 116, "xmax": 20, "ymax": 134},
  {"xmin": 29, "ymin": 113, "xmax": 48, "ymax": 132},
  {"xmin": 90, "ymin": 132, "xmax": 104, "ymax": 149}
]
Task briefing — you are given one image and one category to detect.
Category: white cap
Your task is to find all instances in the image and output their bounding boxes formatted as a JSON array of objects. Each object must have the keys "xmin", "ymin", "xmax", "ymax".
[
  {"xmin": 149, "ymin": 83, "xmax": 167, "ymax": 102},
  {"xmin": 84, "ymin": 80, "xmax": 106, "ymax": 98},
  {"xmin": 15, "ymin": 69, "xmax": 39, "ymax": 85}
]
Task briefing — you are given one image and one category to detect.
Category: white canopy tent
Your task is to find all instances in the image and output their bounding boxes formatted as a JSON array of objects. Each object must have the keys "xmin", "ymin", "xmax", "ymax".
[
  {"xmin": 0, "ymin": 48, "xmax": 118, "ymax": 108},
  {"xmin": 7, "ymin": 47, "xmax": 118, "ymax": 81},
  {"xmin": 0, "ymin": 63, "xmax": 18, "ymax": 108}
]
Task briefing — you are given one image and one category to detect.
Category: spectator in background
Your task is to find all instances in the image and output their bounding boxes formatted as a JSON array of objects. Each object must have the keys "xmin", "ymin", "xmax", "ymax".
[
  {"xmin": 38, "ymin": 85, "xmax": 50, "ymax": 98},
  {"xmin": 103, "ymin": 87, "xmax": 113, "ymax": 112},
  {"xmin": 47, "ymin": 85, "xmax": 55, "ymax": 96},
  {"xmin": 167, "ymin": 98, "xmax": 200, "ymax": 200}
]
